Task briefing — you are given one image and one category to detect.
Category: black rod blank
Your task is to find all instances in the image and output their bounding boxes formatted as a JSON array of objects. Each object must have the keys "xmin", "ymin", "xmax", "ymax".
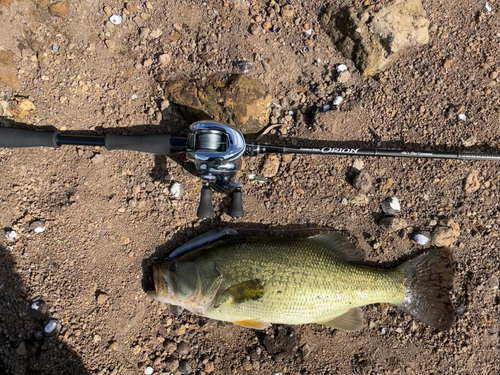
[{"xmin": 246, "ymin": 143, "xmax": 500, "ymax": 161}]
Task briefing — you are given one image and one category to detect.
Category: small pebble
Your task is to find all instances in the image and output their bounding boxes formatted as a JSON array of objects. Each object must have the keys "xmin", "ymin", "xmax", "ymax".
[
  {"xmin": 262, "ymin": 21, "xmax": 272, "ymax": 30},
  {"xmin": 413, "ymin": 231, "xmax": 430, "ymax": 245},
  {"xmin": 44, "ymin": 319, "xmax": 61, "ymax": 335},
  {"xmin": 176, "ymin": 341, "xmax": 189, "ymax": 355},
  {"xmin": 108, "ymin": 341, "xmax": 119, "ymax": 351},
  {"xmin": 91, "ymin": 153, "xmax": 104, "ymax": 164},
  {"xmin": 29, "ymin": 220, "xmax": 46, "ymax": 233},
  {"xmin": 234, "ymin": 60, "xmax": 251, "ymax": 73},
  {"xmin": 178, "ymin": 360, "xmax": 192, "ymax": 374},
  {"xmin": 109, "ymin": 15, "xmax": 122, "ymax": 25},
  {"xmin": 144, "ymin": 367, "xmax": 153, "ymax": 375},
  {"xmin": 159, "ymin": 53, "xmax": 171, "ymax": 65},
  {"xmin": 249, "ymin": 23, "xmax": 260, "ymax": 35},
  {"xmin": 301, "ymin": 343, "xmax": 312, "ymax": 358},
  {"xmin": 97, "ymin": 292, "xmax": 109, "ymax": 305},
  {"xmin": 353, "ymin": 170, "xmax": 373, "ymax": 192},
  {"xmin": 131, "ymin": 93, "xmax": 138, "ymax": 101},
  {"xmin": 485, "ymin": 2, "xmax": 492, "ymax": 12},
  {"xmin": 30, "ymin": 297, "xmax": 47, "ymax": 314},
  {"xmin": 51, "ymin": 45, "xmax": 60, "ymax": 52},
  {"xmin": 304, "ymin": 29, "xmax": 312, "ymax": 36},
  {"xmin": 169, "ymin": 182, "xmax": 183, "ymax": 198},
  {"xmin": 16, "ymin": 342, "xmax": 27, "ymax": 356},
  {"xmin": 381, "ymin": 197, "xmax": 401, "ymax": 215},
  {"xmin": 337, "ymin": 70, "xmax": 351, "ymax": 83},
  {"xmin": 458, "ymin": 113, "xmax": 467, "ymax": 121},
  {"xmin": 378, "ymin": 217, "xmax": 407, "ymax": 232},
  {"xmin": 381, "ymin": 328, "xmax": 387, "ymax": 335},
  {"xmin": 322, "ymin": 104, "xmax": 331, "ymax": 112},
  {"xmin": 262, "ymin": 58, "xmax": 272, "ymax": 72},
  {"xmin": 352, "ymin": 159, "xmax": 364, "ymax": 171},
  {"xmin": 488, "ymin": 276, "xmax": 499, "ymax": 290},
  {"xmin": 456, "ymin": 304, "xmax": 467, "ymax": 315},
  {"xmin": 150, "ymin": 29, "xmax": 163, "ymax": 38},
  {"xmin": 281, "ymin": 4, "xmax": 294, "ymax": 17},
  {"xmin": 341, "ymin": 197, "xmax": 348, "ymax": 205},
  {"xmin": 271, "ymin": 25, "xmax": 280, "ymax": 33},
  {"xmin": 332, "ymin": 96, "xmax": 344, "ymax": 106},
  {"xmin": 204, "ymin": 361, "xmax": 215, "ymax": 373},
  {"xmin": 170, "ymin": 305, "xmax": 183, "ymax": 316},
  {"xmin": 336, "ymin": 64, "xmax": 348, "ymax": 72},
  {"xmin": 5, "ymin": 228, "xmax": 17, "ymax": 242}
]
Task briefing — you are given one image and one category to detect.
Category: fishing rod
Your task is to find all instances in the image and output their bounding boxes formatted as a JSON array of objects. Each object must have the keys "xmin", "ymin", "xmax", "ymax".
[{"xmin": 1, "ymin": 121, "xmax": 499, "ymax": 218}]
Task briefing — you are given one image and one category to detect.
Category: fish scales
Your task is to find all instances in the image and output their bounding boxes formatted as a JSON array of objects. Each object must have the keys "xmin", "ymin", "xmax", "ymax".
[{"xmin": 194, "ymin": 239, "xmax": 405, "ymax": 325}]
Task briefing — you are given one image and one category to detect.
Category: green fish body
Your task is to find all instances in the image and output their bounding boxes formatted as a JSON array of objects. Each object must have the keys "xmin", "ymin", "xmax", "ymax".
[{"xmin": 148, "ymin": 233, "xmax": 454, "ymax": 331}]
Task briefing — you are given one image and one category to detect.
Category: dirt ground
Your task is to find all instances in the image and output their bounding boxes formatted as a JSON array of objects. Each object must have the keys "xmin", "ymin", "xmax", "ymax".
[{"xmin": 0, "ymin": 0, "xmax": 499, "ymax": 374}]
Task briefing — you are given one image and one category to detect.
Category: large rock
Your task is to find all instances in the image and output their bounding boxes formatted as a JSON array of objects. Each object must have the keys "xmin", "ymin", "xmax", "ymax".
[
  {"xmin": 166, "ymin": 74, "xmax": 272, "ymax": 133},
  {"xmin": 0, "ymin": 50, "xmax": 20, "ymax": 90},
  {"xmin": 320, "ymin": 0, "xmax": 429, "ymax": 76},
  {"xmin": 2, "ymin": 97, "xmax": 36, "ymax": 120},
  {"xmin": 49, "ymin": 1, "xmax": 70, "ymax": 18},
  {"xmin": 431, "ymin": 219, "xmax": 460, "ymax": 247},
  {"xmin": 0, "ymin": 0, "xmax": 14, "ymax": 8}
]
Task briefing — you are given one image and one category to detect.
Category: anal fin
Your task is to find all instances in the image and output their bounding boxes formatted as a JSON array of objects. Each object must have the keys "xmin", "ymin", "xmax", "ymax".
[
  {"xmin": 320, "ymin": 307, "xmax": 364, "ymax": 331},
  {"xmin": 232, "ymin": 320, "xmax": 271, "ymax": 330}
]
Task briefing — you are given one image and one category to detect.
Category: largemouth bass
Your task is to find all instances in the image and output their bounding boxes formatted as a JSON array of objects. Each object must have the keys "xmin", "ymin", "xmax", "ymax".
[{"xmin": 147, "ymin": 233, "xmax": 454, "ymax": 331}]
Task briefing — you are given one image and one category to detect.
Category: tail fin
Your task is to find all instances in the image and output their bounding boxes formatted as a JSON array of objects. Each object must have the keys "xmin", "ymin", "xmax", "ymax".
[{"xmin": 395, "ymin": 248, "xmax": 455, "ymax": 330}]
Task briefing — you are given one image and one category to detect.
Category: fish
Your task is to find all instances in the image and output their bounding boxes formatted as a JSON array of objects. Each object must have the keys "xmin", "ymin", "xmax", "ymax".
[{"xmin": 147, "ymin": 232, "xmax": 454, "ymax": 331}]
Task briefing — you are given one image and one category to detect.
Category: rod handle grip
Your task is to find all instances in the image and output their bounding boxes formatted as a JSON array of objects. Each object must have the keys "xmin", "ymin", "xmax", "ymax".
[
  {"xmin": 105, "ymin": 134, "xmax": 171, "ymax": 155},
  {"xmin": 0, "ymin": 127, "xmax": 59, "ymax": 148}
]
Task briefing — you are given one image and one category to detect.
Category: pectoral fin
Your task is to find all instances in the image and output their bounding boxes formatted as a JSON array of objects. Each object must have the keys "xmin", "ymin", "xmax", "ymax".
[
  {"xmin": 320, "ymin": 307, "xmax": 364, "ymax": 331},
  {"xmin": 221, "ymin": 279, "xmax": 265, "ymax": 304},
  {"xmin": 232, "ymin": 320, "xmax": 271, "ymax": 330}
]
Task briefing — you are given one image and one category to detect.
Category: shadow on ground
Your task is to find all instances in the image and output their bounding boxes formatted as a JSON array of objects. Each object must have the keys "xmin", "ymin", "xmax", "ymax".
[{"xmin": 0, "ymin": 243, "xmax": 89, "ymax": 375}]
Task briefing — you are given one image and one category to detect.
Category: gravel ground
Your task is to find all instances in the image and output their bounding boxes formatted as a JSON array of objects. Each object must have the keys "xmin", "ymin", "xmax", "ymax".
[{"xmin": 0, "ymin": 0, "xmax": 499, "ymax": 374}]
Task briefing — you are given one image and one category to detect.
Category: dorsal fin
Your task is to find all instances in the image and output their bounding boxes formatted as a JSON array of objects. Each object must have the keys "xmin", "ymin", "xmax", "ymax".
[{"xmin": 305, "ymin": 232, "xmax": 364, "ymax": 262}]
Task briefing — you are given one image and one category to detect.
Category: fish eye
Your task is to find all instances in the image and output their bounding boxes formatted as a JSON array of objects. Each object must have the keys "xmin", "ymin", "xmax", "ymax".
[{"xmin": 169, "ymin": 263, "xmax": 177, "ymax": 272}]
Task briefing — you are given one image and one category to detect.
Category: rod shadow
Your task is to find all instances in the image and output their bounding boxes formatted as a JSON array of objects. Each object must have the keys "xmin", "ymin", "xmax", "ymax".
[{"xmin": 0, "ymin": 243, "xmax": 89, "ymax": 375}]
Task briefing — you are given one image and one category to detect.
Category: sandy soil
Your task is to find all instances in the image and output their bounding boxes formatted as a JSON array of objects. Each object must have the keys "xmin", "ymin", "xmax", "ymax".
[{"xmin": 0, "ymin": 0, "xmax": 499, "ymax": 374}]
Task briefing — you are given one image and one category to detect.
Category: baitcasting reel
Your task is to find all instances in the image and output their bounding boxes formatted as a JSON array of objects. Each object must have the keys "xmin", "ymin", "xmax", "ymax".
[
  {"xmin": 185, "ymin": 121, "xmax": 246, "ymax": 218},
  {"xmin": 1, "ymin": 120, "xmax": 499, "ymax": 219}
]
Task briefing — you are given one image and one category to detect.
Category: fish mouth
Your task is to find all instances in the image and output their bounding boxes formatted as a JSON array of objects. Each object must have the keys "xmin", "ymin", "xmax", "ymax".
[{"xmin": 152, "ymin": 264, "xmax": 176, "ymax": 298}]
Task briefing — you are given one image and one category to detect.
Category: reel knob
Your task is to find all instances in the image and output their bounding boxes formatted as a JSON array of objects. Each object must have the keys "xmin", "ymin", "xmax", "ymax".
[
  {"xmin": 197, "ymin": 183, "xmax": 215, "ymax": 218},
  {"xmin": 229, "ymin": 188, "xmax": 244, "ymax": 218}
]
